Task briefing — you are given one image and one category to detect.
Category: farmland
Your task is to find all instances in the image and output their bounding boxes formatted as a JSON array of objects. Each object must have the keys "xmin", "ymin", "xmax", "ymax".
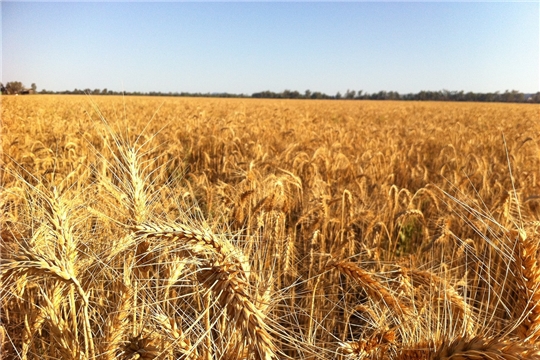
[{"xmin": 1, "ymin": 95, "xmax": 540, "ymax": 359}]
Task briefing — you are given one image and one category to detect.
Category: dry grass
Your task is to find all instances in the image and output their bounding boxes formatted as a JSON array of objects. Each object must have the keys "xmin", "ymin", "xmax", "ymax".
[{"xmin": 1, "ymin": 95, "xmax": 539, "ymax": 359}]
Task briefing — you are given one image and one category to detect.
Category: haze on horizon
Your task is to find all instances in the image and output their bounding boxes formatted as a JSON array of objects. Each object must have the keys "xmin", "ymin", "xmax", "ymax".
[{"xmin": 2, "ymin": 1, "xmax": 538, "ymax": 95}]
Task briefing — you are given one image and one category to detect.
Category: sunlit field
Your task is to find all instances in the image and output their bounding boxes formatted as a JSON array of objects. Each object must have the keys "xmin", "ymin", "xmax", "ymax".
[{"xmin": 1, "ymin": 95, "xmax": 539, "ymax": 359}]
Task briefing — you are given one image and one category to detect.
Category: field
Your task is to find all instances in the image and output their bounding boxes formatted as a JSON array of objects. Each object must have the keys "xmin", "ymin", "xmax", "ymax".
[{"xmin": 1, "ymin": 95, "xmax": 540, "ymax": 359}]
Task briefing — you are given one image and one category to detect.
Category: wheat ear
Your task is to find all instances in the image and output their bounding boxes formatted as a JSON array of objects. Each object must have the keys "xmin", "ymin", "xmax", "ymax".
[
  {"xmin": 433, "ymin": 336, "xmax": 540, "ymax": 360},
  {"xmin": 328, "ymin": 259, "xmax": 410, "ymax": 317},
  {"xmin": 400, "ymin": 267, "xmax": 474, "ymax": 335},
  {"xmin": 198, "ymin": 262, "xmax": 276, "ymax": 360},
  {"xmin": 511, "ymin": 229, "xmax": 540, "ymax": 342},
  {"xmin": 134, "ymin": 222, "xmax": 275, "ymax": 360},
  {"xmin": 133, "ymin": 222, "xmax": 249, "ymax": 272}
]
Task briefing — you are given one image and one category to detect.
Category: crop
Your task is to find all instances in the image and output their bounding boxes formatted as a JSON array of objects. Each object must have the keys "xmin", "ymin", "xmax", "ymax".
[{"xmin": 1, "ymin": 95, "xmax": 539, "ymax": 359}]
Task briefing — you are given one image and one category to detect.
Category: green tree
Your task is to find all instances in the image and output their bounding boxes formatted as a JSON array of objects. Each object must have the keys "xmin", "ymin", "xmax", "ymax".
[{"xmin": 31, "ymin": 83, "xmax": 37, "ymax": 92}]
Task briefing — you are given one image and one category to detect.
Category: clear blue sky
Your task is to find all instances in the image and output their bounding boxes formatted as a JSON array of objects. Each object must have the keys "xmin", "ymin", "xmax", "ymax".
[{"xmin": 2, "ymin": 1, "xmax": 538, "ymax": 95}]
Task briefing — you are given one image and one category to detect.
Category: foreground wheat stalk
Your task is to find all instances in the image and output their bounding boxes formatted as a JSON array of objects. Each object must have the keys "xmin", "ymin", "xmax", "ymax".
[{"xmin": 134, "ymin": 221, "xmax": 276, "ymax": 360}]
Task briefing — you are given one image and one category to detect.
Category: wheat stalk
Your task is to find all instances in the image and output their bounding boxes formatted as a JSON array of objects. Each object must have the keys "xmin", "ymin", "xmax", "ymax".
[
  {"xmin": 327, "ymin": 259, "xmax": 411, "ymax": 317},
  {"xmin": 197, "ymin": 262, "xmax": 276, "ymax": 360},
  {"xmin": 433, "ymin": 336, "xmax": 540, "ymax": 360}
]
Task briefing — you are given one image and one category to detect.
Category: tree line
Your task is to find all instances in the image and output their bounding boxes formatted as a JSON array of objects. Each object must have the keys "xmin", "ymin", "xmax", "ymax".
[
  {"xmin": 252, "ymin": 89, "xmax": 540, "ymax": 103},
  {"xmin": 2, "ymin": 81, "xmax": 539, "ymax": 103},
  {"xmin": 1, "ymin": 81, "xmax": 37, "ymax": 95}
]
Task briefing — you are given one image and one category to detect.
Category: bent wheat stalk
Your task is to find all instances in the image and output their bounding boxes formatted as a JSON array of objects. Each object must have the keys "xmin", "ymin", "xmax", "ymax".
[
  {"xmin": 433, "ymin": 336, "xmax": 540, "ymax": 360},
  {"xmin": 400, "ymin": 267, "xmax": 474, "ymax": 336},
  {"xmin": 133, "ymin": 221, "xmax": 275, "ymax": 360},
  {"xmin": 327, "ymin": 259, "xmax": 410, "ymax": 317},
  {"xmin": 133, "ymin": 222, "xmax": 250, "ymax": 273}
]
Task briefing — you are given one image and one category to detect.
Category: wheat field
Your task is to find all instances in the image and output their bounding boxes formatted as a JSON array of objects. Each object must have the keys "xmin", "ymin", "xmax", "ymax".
[{"xmin": 1, "ymin": 95, "xmax": 539, "ymax": 359}]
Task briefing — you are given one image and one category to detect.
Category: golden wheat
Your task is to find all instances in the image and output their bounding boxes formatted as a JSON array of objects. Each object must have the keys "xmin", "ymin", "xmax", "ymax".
[{"xmin": 1, "ymin": 95, "xmax": 539, "ymax": 359}]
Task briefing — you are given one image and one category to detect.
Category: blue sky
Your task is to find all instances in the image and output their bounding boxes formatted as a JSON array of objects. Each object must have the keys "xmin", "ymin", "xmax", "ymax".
[{"xmin": 2, "ymin": 1, "xmax": 538, "ymax": 94}]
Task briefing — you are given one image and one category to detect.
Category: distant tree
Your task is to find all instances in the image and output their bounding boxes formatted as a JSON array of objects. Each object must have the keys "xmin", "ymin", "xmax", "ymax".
[
  {"xmin": 335, "ymin": 91, "xmax": 342, "ymax": 99},
  {"xmin": 464, "ymin": 92, "xmax": 475, "ymax": 102},
  {"xmin": 373, "ymin": 91, "xmax": 387, "ymax": 100},
  {"xmin": 31, "ymin": 83, "xmax": 37, "ymax": 92},
  {"xmin": 387, "ymin": 91, "xmax": 400, "ymax": 100},
  {"xmin": 345, "ymin": 89, "xmax": 356, "ymax": 99},
  {"xmin": 500, "ymin": 90, "xmax": 511, "ymax": 102},
  {"xmin": 5, "ymin": 81, "xmax": 24, "ymax": 94},
  {"xmin": 486, "ymin": 93, "xmax": 497, "ymax": 102},
  {"xmin": 304, "ymin": 90, "xmax": 311, "ymax": 99},
  {"xmin": 101, "ymin": 88, "xmax": 108, "ymax": 95},
  {"xmin": 510, "ymin": 90, "xmax": 524, "ymax": 102}
]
